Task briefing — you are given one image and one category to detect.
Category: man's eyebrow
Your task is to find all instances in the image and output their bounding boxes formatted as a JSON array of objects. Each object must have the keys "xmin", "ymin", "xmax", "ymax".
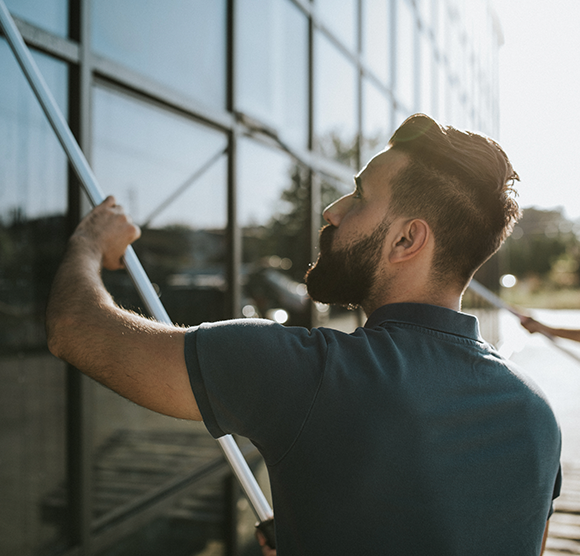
[{"xmin": 354, "ymin": 175, "xmax": 363, "ymax": 190}]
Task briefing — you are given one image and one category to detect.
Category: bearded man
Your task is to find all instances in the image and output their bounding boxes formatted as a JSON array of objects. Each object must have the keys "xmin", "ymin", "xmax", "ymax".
[{"xmin": 46, "ymin": 114, "xmax": 561, "ymax": 555}]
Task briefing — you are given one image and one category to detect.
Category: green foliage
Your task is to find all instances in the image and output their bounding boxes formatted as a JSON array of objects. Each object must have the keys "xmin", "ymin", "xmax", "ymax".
[{"xmin": 500, "ymin": 207, "xmax": 580, "ymax": 288}]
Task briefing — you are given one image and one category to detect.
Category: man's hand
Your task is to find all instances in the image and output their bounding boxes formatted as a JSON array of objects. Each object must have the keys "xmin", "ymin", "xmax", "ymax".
[
  {"xmin": 520, "ymin": 316, "xmax": 549, "ymax": 335},
  {"xmin": 256, "ymin": 529, "xmax": 277, "ymax": 556},
  {"xmin": 72, "ymin": 195, "xmax": 141, "ymax": 270}
]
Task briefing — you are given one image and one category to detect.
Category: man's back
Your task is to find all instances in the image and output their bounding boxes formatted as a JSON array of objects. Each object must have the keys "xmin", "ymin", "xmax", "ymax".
[{"xmin": 186, "ymin": 303, "xmax": 561, "ymax": 554}]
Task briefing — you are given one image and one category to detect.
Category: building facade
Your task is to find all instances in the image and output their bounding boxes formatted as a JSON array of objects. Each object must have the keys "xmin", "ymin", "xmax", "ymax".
[{"xmin": 0, "ymin": 0, "xmax": 503, "ymax": 554}]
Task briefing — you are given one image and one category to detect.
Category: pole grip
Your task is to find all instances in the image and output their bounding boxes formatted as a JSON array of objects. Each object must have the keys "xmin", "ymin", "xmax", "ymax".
[{"xmin": 0, "ymin": 0, "xmax": 272, "ymax": 520}]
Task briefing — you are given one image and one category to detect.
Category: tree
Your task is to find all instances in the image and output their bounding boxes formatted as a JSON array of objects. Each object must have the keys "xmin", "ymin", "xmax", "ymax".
[{"xmin": 500, "ymin": 207, "xmax": 580, "ymax": 288}]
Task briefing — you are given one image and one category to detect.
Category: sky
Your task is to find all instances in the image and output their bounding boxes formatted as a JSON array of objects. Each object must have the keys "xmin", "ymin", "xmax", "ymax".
[{"xmin": 491, "ymin": 0, "xmax": 580, "ymax": 221}]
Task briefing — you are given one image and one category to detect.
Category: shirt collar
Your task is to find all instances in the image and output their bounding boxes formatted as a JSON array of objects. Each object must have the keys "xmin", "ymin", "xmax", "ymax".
[{"xmin": 364, "ymin": 302, "xmax": 482, "ymax": 342}]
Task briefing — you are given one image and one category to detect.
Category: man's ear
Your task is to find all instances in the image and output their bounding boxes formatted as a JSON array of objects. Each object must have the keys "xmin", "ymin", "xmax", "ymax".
[{"xmin": 388, "ymin": 219, "xmax": 430, "ymax": 263}]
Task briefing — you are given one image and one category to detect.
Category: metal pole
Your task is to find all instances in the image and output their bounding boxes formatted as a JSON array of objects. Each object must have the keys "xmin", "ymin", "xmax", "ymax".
[
  {"xmin": 0, "ymin": 0, "xmax": 272, "ymax": 522},
  {"xmin": 468, "ymin": 279, "xmax": 580, "ymax": 365}
]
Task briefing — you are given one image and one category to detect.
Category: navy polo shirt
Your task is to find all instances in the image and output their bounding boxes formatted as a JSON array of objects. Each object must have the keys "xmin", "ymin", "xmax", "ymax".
[{"xmin": 185, "ymin": 302, "xmax": 561, "ymax": 555}]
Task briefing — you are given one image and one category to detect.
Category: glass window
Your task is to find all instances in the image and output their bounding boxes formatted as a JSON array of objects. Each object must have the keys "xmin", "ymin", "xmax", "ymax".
[
  {"xmin": 0, "ymin": 39, "xmax": 68, "ymax": 555},
  {"xmin": 238, "ymin": 138, "xmax": 311, "ymax": 327},
  {"xmin": 418, "ymin": 31, "xmax": 434, "ymax": 117},
  {"xmin": 362, "ymin": 0, "xmax": 391, "ymax": 84},
  {"xmin": 315, "ymin": 0, "xmax": 358, "ymax": 52},
  {"xmin": 394, "ymin": 0, "xmax": 416, "ymax": 110},
  {"xmin": 91, "ymin": 0, "xmax": 226, "ymax": 108},
  {"xmin": 435, "ymin": 0, "xmax": 446, "ymax": 51},
  {"xmin": 437, "ymin": 60, "xmax": 448, "ymax": 123},
  {"xmin": 362, "ymin": 79, "xmax": 391, "ymax": 164},
  {"xmin": 416, "ymin": 0, "xmax": 434, "ymax": 31},
  {"xmin": 4, "ymin": 0, "xmax": 68, "ymax": 37},
  {"xmin": 236, "ymin": 0, "xmax": 308, "ymax": 149},
  {"xmin": 91, "ymin": 86, "xmax": 229, "ymax": 531},
  {"xmin": 314, "ymin": 33, "xmax": 358, "ymax": 168}
]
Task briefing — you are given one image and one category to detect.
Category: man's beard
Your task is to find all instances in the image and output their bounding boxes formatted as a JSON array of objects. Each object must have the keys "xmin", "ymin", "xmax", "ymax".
[{"xmin": 304, "ymin": 220, "xmax": 391, "ymax": 308}]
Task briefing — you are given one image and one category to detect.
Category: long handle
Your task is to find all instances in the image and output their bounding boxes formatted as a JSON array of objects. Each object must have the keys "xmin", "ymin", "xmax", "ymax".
[
  {"xmin": 468, "ymin": 279, "xmax": 580, "ymax": 365},
  {"xmin": 0, "ymin": 1, "xmax": 273, "ymax": 522}
]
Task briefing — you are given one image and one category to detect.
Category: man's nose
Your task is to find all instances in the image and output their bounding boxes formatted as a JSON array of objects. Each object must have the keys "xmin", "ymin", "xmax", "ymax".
[{"xmin": 322, "ymin": 194, "xmax": 353, "ymax": 227}]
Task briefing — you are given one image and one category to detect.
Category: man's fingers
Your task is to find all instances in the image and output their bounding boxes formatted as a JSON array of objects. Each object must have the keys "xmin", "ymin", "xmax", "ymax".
[
  {"xmin": 103, "ymin": 195, "xmax": 117, "ymax": 208},
  {"xmin": 75, "ymin": 196, "xmax": 141, "ymax": 271}
]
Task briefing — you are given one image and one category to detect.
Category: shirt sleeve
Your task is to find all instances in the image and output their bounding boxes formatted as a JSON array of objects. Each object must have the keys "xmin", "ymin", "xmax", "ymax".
[{"xmin": 184, "ymin": 318, "xmax": 329, "ymax": 464}]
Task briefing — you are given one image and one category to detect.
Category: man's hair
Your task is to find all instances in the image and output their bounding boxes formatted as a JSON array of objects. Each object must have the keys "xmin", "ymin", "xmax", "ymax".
[{"xmin": 388, "ymin": 113, "xmax": 521, "ymax": 287}]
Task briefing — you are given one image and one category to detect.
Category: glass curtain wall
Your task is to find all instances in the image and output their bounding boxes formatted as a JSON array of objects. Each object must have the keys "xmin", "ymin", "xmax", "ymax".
[
  {"xmin": 0, "ymin": 39, "xmax": 69, "ymax": 556},
  {"xmin": 0, "ymin": 0, "xmax": 504, "ymax": 553}
]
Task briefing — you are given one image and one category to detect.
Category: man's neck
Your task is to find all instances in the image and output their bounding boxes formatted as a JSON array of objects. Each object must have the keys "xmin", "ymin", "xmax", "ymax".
[{"xmin": 362, "ymin": 286, "xmax": 462, "ymax": 317}]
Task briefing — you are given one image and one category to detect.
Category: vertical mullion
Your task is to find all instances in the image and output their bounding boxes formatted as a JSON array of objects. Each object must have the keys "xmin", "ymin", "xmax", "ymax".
[
  {"xmin": 225, "ymin": 3, "xmax": 241, "ymax": 552},
  {"xmin": 356, "ymin": 0, "xmax": 363, "ymax": 171},
  {"xmin": 226, "ymin": 0, "xmax": 241, "ymax": 320},
  {"xmin": 307, "ymin": 7, "xmax": 319, "ymax": 328},
  {"xmin": 67, "ymin": 0, "xmax": 94, "ymax": 551}
]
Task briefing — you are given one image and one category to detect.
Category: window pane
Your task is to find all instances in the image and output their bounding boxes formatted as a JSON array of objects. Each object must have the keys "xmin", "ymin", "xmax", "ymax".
[
  {"xmin": 418, "ymin": 31, "xmax": 434, "ymax": 116},
  {"xmin": 315, "ymin": 0, "xmax": 357, "ymax": 52},
  {"xmin": 0, "ymin": 39, "xmax": 68, "ymax": 555},
  {"xmin": 235, "ymin": 0, "xmax": 309, "ymax": 149},
  {"xmin": 362, "ymin": 79, "xmax": 391, "ymax": 164},
  {"xmin": 437, "ymin": 59, "xmax": 448, "ymax": 123},
  {"xmin": 91, "ymin": 0, "xmax": 226, "ymax": 108},
  {"xmin": 91, "ymin": 87, "xmax": 229, "ymax": 532},
  {"xmin": 395, "ymin": 0, "xmax": 416, "ymax": 109},
  {"xmin": 314, "ymin": 33, "xmax": 358, "ymax": 168},
  {"xmin": 4, "ymin": 0, "xmax": 68, "ymax": 37},
  {"xmin": 238, "ymin": 138, "xmax": 311, "ymax": 327},
  {"xmin": 362, "ymin": 0, "xmax": 391, "ymax": 84}
]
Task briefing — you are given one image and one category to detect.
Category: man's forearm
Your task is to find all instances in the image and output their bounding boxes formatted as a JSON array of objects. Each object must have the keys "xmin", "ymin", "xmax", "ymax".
[
  {"xmin": 46, "ymin": 234, "xmax": 117, "ymax": 365},
  {"xmin": 46, "ymin": 202, "xmax": 200, "ymax": 421}
]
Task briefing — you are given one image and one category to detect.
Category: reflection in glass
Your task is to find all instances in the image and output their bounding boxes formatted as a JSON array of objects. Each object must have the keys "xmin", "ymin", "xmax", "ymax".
[
  {"xmin": 362, "ymin": 0, "xmax": 391, "ymax": 84},
  {"xmin": 236, "ymin": 0, "xmax": 308, "ymax": 149},
  {"xmin": 362, "ymin": 79, "xmax": 391, "ymax": 164},
  {"xmin": 315, "ymin": 0, "xmax": 357, "ymax": 52},
  {"xmin": 314, "ymin": 33, "xmax": 358, "ymax": 167},
  {"xmin": 419, "ymin": 31, "xmax": 434, "ymax": 117},
  {"xmin": 91, "ymin": 0, "xmax": 226, "ymax": 108},
  {"xmin": 395, "ymin": 0, "xmax": 416, "ymax": 110},
  {"xmin": 0, "ymin": 39, "xmax": 68, "ymax": 555},
  {"xmin": 238, "ymin": 139, "xmax": 311, "ymax": 327},
  {"xmin": 416, "ymin": 0, "xmax": 434, "ymax": 30},
  {"xmin": 91, "ymin": 87, "xmax": 230, "ymax": 534},
  {"xmin": 437, "ymin": 61, "xmax": 448, "ymax": 124},
  {"xmin": 4, "ymin": 0, "xmax": 69, "ymax": 37}
]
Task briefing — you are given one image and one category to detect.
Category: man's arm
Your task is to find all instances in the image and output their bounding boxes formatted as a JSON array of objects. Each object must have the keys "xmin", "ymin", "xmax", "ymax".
[
  {"xmin": 46, "ymin": 196, "xmax": 201, "ymax": 421},
  {"xmin": 521, "ymin": 316, "xmax": 580, "ymax": 343}
]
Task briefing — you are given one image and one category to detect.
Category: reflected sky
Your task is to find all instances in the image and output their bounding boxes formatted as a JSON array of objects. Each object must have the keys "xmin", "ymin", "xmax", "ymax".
[
  {"xmin": 395, "ymin": 0, "xmax": 416, "ymax": 112},
  {"xmin": 91, "ymin": 0, "xmax": 226, "ymax": 108},
  {"xmin": 315, "ymin": 0, "xmax": 357, "ymax": 52},
  {"xmin": 4, "ymin": 0, "xmax": 68, "ymax": 37},
  {"xmin": 235, "ymin": 0, "xmax": 308, "ymax": 149},
  {"xmin": 314, "ymin": 33, "xmax": 357, "ymax": 162},
  {"xmin": 238, "ymin": 138, "xmax": 296, "ymax": 228},
  {"xmin": 362, "ymin": 0, "xmax": 390, "ymax": 85},
  {"xmin": 92, "ymin": 87, "xmax": 227, "ymax": 230},
  {"xmin": 362, "ymin": 79, "xmax": 391, "ymax": 164}
]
